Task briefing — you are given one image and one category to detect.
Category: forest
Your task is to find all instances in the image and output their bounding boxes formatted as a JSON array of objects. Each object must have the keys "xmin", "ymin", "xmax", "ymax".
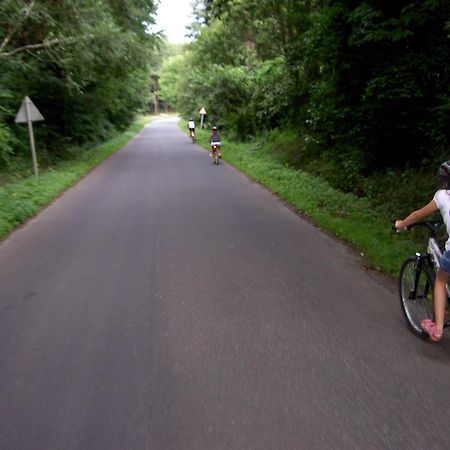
[
  {"xmin": 0, "ymin": 0, "xmax": 165, "ymax": 170},
  {"xmin": 160, "ymin": 0, "xmax": 450, "ymax": 217},
  {"xmin": 1, "ymin": 0, "xmax": 449, "ymax": 218}
]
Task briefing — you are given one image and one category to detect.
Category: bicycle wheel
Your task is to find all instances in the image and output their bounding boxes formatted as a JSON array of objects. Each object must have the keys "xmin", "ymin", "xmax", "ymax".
[{"xmin": 399, "ymin": 256, "xmax": 435, "ymax": 339}]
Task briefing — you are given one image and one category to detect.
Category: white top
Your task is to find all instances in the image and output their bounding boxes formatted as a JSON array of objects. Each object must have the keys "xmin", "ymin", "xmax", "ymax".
[
  {"xmin": 434, "ymin": 190, "xmax": 450, "ymax": 250},
  {"xmin": 188, "ymin": 121, "xmax": 195, "ymax": 129}
]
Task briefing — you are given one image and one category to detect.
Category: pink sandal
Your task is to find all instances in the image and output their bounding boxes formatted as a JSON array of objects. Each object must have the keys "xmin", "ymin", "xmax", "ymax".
[{"xmin": 421, "ymin": 319, "xmax": 443, "ymax": 341}]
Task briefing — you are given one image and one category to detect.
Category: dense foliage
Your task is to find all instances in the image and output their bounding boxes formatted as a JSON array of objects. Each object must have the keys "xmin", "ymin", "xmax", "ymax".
[
  {"xmin": 0, "ymin": 0, "xmax": 159, "ymax": 169},
  {"xmin": 163, "ymin": 0, "xmax": 450, "ymax": 211},
  {"xmin": 3, "ymin": 0, "xmax": 449, "ymax": 218}
]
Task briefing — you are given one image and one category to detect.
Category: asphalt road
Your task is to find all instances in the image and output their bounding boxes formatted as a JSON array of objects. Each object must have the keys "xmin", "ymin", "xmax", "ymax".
[{"xmin": 1, "ymin": 117, "xmax": 450, "ymax": 450}]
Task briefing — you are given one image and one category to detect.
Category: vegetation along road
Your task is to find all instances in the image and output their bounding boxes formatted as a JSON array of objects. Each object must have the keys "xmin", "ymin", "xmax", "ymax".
[{"xmin": 1, "ymin": 118, "xmax": 450, "ymax": 449}]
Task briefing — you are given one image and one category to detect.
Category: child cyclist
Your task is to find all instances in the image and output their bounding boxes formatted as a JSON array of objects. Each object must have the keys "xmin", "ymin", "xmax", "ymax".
[
  {"xmin": 395, "ymin": 160, "xmax": 450, "ymax": 341},
  {"xmin": 209, "ymin": 126, "xmax": 222, "ymax": 158},
  {"xmin": 188, "ymin": 117, "xmax": 195, "ymax": 136},
  {"xmin": 188, "ymin": 118, "xmax": 196, "ymax": 141}
]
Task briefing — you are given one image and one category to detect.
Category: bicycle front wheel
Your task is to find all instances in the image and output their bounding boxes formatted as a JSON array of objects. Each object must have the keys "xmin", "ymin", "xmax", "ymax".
[{"xmin": 399, "ymin": 256, "xmax": 435, "ymax": 339}]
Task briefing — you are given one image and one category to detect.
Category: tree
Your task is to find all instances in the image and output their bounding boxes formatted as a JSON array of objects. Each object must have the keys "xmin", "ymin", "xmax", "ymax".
[
  {"xmin": 158, "ymin": 0, "xmax": 450, "ymax": 183},
  {"xmin": 0, "ymin": 0, "xmax": 159, "ymax": 166},
  {"xmin": 159, "ymin": 54, "xmax": 186, "ymax": 109}
]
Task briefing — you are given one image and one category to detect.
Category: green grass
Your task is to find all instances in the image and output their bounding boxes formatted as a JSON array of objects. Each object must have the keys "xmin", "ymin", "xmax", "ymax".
[
  {"xmin": 183, "ymin": 123, "xmax": 420, "ymax": 278},
  {"xmin": 0, "ymin": 115, "xmax": 158, "ymax": 240}
]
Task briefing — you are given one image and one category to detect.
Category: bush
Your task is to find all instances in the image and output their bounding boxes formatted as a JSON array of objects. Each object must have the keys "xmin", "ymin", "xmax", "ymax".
[
  {"xmin": 263, "ymin": 129, "xmax": 302, "ymax": 164},
  {"xmin": 0, "ymin": 122, "xmax": 14, "ymax": 169},
  {"xmin": 256, "ymin": 128, "xmax": 448, "ymax": 231}
]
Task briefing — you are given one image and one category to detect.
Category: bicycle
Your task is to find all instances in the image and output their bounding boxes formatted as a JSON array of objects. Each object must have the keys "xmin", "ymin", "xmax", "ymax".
[
  {"xmin": 397, "ymin": 221, "xmax": 450, "ymax": 339},
  {"xmin": 189, "ymin": 129, "xmax": 196, "ymax": 143},
  {"xmin": 211, "ymin": 142, "xmax": 221, "ymax": 165}
]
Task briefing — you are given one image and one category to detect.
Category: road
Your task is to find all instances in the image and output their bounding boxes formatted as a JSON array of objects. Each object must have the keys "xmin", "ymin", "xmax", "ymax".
[{"xmin": 1, "ymin": 117, "xmax": 449, "ymax": 450}]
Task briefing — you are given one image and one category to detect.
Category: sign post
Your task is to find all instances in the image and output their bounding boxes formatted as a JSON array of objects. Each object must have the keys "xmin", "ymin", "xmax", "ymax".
[
  {"xmin": 15, "ymin": 96, "xmax": 44, "ymax": 177},
  {"xmin": 199, "ymin": 107, "xmax": 206, "ymax": 129}
]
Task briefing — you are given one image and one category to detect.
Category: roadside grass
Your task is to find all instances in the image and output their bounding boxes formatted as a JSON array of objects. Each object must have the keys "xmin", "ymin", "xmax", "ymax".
[
  {"xmin": 0, "ymin": 115, "xmax": 158, "ymax": 240},
  {"xmin": 184, "ymin": 124, "xmax": 419, "ymax": 278}
]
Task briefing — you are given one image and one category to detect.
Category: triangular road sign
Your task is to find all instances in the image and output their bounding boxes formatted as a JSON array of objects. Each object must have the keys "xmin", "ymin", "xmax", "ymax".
[{"xmin": 15, "ymin": 96, "xmax": 44, "ymax": 123}]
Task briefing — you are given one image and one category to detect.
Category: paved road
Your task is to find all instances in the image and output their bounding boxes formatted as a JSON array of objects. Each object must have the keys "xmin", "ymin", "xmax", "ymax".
[{"xmin": 1, "ymin": 117, "xmax": 449, "ymax": 449}]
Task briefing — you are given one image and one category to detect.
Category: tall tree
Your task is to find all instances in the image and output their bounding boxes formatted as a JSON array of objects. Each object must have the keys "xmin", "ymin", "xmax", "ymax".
[{"xmin": 0, "ymin": 0, "xmax": 159, "ymax": 165}]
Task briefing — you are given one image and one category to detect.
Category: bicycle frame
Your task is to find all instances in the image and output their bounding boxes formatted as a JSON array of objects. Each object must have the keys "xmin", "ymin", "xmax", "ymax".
[
  {"xmin": 211, "ymin": 143, "xmax": 221, "ymax": 165},
  {"xmin": 410, "ymin": 254, "xmax": 434, "ymax": 299},
  {"xmin": 410, "ymin": 222, "xmax": 450, "ymax": 329}
]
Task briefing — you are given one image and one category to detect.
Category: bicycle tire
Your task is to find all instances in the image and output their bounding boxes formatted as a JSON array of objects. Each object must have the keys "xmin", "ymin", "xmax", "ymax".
[{"xmin": 399, "ymin": 256, "xmax": 435, "ymax": 339}]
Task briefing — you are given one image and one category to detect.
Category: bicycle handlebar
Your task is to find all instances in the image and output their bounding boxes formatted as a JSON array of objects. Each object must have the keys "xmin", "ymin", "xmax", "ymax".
[{"xmin": 392, "ymin": 220, "xmax": 443, "ymax": 235}]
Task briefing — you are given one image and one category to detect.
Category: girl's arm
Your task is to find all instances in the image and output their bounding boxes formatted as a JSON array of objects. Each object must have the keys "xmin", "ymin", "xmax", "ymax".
[{"xmin": 395, "ymin": 199, "xmax": 438, "ymax": 230}]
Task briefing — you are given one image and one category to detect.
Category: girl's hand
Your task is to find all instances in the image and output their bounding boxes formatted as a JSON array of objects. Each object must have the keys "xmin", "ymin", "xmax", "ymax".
[{"xmin": 395, "ymin": 220, "xmax": 406, "ymax": 230}]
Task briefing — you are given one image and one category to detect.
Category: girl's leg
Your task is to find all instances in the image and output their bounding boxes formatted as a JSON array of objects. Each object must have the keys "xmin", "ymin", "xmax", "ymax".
[{"xmin": 434, "ymin": 268, "xmax": 449, "ymax": 331}]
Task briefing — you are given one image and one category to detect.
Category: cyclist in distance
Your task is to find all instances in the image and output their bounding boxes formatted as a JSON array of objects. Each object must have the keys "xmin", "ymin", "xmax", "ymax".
[
  {"xmin": 188, "ymin": 118, "xmax": 196, "ymax": 141},
  {"xmin": 209, "ymin": 126, "xmax": 221, "ymax": 158},
  {"xmin": 395, "ymin": 160, "xmax": 450, "ymax": 341}
]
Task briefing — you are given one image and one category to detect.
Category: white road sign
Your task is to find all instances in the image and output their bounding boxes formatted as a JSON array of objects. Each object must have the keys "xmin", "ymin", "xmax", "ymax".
[
  {"xmin": 15, "ymin": 96, "xmax": 44, "ymax": 177},
  {"xmin": 199, "ymin": 107, "xmax": 207, "ymax": 128},
  {"xmin": 15, "ymin": 96, "xmax": 44, "ymax": 123}
]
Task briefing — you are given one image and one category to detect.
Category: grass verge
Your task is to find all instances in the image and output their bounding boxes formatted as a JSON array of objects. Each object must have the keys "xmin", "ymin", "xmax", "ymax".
[
  {"xmin": 184, "ymin": 123, "xmax": 420, "ymax": 278},
  {"xmin": 0, "ymin": 115, "xmax": 158, "ymax": 240}
]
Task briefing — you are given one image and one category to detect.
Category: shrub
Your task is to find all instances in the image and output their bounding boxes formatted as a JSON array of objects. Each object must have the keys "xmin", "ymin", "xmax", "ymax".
[{"xmin": 0, "ymin": 122, "xmax": 14, "ymax": 169}]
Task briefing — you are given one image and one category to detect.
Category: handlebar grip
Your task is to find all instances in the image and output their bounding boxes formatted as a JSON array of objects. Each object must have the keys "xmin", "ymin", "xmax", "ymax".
[{"xmin": 392, "ymin": 224, "xmax": 409, "ymax": 232}]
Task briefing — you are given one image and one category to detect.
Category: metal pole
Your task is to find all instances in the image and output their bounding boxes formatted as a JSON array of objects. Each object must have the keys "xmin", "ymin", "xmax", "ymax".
[
  {"xmin": 200, "ymin": 114, "xmax": 204, "ymax": 129},
  {"xmin": 25, "ymin": 97, "xmax": 39, "ymax": 177}
]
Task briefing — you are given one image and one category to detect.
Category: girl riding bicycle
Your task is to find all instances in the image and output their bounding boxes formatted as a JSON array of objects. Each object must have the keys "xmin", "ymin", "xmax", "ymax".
[
  {"xmin": 209, "ymin": 126, "xmax": 222, "ymax": 159},
  {"xmin": 395, "ymin": 160, "xmax": 450, "ymax": 341}
]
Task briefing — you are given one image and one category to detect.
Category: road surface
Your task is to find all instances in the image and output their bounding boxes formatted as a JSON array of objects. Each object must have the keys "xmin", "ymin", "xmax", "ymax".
[{"xmin": 1, "ymin": 117, "xmax": 450, "ymax": 449}]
